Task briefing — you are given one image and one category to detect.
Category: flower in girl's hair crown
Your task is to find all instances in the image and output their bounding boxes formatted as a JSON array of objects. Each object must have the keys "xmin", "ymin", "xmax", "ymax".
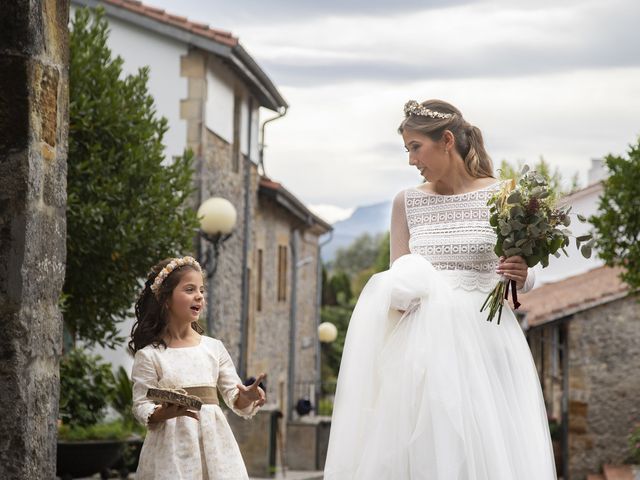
[
  {"xmin": 150, "ymin": 256, "xmax": 202, "ymax": 295},
  {"xmin": 404, "ymin": 100, "xmax": 454, "ymax": 119}
]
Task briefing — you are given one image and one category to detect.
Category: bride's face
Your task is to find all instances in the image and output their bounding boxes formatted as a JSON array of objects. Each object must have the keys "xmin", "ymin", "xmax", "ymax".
[{"xmin": 402, "ymin": 129, "xmax": 449, "ymax": 183}]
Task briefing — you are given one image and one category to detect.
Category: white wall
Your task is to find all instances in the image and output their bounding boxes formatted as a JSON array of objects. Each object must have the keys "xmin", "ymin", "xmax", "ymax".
[
  {"xmin": 206, "ymin": 60, "xmax": 235, "ymax": 143},
  {"xmin": 206, "ymin": 58, "xmax": 260, "ymax": 161},
  {"xmin": 71, "ymin": 5, "xmax": 189, "ymax": 163}
]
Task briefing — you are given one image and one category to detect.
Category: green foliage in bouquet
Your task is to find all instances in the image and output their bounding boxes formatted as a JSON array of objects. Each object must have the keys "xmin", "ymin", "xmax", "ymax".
[{"xmin": 481, "ymin": 165, "xmax": 593, "ymax": 323}]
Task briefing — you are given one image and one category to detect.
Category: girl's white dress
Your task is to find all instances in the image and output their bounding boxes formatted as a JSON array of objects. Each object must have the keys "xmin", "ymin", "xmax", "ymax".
[
  {"xmin": 132, "ymin": 335, "xmax": 258, "ymax": 480},
  {"xmin": 324, "ymin": 183, "xmax": 556, "ymax": 480}
]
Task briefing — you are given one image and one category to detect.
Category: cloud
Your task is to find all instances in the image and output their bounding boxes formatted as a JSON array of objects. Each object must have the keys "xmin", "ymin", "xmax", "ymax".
[
  {"xmin": 238, "ymin": 1, "xmax": 640, "ymax": 86},
  {"xmin": 157, "ymin": 0, "xmax": 477, "ymax": 23}
]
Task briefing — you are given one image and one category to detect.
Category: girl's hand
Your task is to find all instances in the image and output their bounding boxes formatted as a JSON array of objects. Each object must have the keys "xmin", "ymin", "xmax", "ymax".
[
  {"xmin": 496, "ymin": 256, "xmax": 528, "ymax": 290},
  {"xmin": 149, "ymin": 403, "xmax": 199, "ymax": 423},
  {"xmin": 235, "ymin": 373, "xmax": 267, "ymax": 409}
]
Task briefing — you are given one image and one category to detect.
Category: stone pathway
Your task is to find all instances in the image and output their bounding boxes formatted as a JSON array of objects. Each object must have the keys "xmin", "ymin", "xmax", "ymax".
[{"xmin": 250, "ymin": 471, "xmax": 323, "ymax": 480}]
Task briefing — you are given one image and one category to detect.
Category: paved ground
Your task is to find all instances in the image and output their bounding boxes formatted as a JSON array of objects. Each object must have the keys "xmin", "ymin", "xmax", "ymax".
[
  {"xmin": 250, "ymin": 471, "xmax": 323, "ymax": 480},
  {"xmin": 68, "ymin": 470, "xmax": 323, "ymax": 479}
]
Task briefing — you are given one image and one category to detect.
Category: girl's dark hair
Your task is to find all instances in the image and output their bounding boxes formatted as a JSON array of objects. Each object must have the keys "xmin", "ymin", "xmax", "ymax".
[
  {"xmin": 128, "ymin": 258, "xmax": 204, "ymax": 354},
  {"xmin": 398, "ymin": 99, "xmax": 494, "ymax": 178}
]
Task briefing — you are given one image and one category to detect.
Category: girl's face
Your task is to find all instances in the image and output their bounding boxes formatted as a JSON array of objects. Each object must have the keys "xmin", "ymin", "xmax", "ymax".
[
  {"xmin": 402, "ymin": 129, "xmax": 450, "ymax": 183},
  {"xmin": 167, "ymin": 269, "xmax": 205, "ymax": 324}
]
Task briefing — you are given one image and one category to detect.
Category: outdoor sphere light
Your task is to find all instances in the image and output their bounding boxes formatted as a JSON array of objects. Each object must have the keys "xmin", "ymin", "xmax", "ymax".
[
  {"xmin": 318, "ymin": 322, "xmax": 338, "ymax": 343},
  {"xmin": 197, "ymin": 197, "xmax": 237, "ymax": 235}
]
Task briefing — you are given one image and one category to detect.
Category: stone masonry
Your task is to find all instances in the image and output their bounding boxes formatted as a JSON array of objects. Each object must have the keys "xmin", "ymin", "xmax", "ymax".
[
  {"xmin": 568, "ymin": 294, "xmax": 640, "ymax": 480},
  {"xmin": 0, "ymin": 1, "xmax": 69, "ymax": 478}
]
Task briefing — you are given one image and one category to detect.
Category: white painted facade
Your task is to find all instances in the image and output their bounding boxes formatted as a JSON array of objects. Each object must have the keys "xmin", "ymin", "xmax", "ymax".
[
  {"xmin": 71, "ymin": 5, "xmax": 188, "ymax": 163},
  {"xmin": 205, "ymin": 57, "xmax": 261, "ymax": 159}
]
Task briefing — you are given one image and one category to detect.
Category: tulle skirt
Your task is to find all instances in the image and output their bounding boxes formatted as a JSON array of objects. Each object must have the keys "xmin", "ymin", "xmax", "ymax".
[{"xmin": 324, "ymin": 254, "xmax": 556, "ymax": 480}]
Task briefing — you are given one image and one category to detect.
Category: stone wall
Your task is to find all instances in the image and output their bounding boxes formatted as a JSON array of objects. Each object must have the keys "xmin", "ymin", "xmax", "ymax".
[
  {"xmin": 293, "ymin": 232, "xmax": 321, "ymax": 400},
  {"xmin": 202, "ymin": 128, "xmax": 247, "ymax": 362},
  {"xmin": 250, "ymin": 197, "xmax": 294, "ymax": 411},
  {"xmin": 0, "ymin": 1, "xmax": 69, "ymax": 478},
  {"xmin": 568, "ymin": 294, "xmax": 640, "ymax": 480}
]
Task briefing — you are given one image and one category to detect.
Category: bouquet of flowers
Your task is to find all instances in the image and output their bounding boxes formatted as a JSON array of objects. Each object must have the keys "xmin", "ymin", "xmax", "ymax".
[{"xmin": 481, "ymin": 165, "xmax": 594, "ymax": 324}]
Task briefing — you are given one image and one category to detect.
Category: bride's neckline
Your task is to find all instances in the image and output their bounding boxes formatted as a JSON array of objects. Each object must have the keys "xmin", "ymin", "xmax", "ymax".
[{"xmin": 411, "ymin": 180, "xmax": 501, "ymax": 198}]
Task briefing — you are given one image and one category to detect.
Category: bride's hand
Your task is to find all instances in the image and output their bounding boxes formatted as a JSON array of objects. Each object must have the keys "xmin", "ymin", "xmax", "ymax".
[{"xmin": 496, "ymin": 256, "xmax": 528, "ymax": 290}]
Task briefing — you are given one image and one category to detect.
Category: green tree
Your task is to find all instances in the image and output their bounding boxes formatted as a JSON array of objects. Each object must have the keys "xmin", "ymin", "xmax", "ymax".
[
  {"xmin": 332, "ymin": 232, "xmax": 383, "ymax": 277},
  {"xmin": 373, "ymin": 231, "xmax": 391, "ymax": 272},
  {"xmin": 591, "ymin": 137, "xmax": 640, "ymax": 290},
  {"xmin": 65, "ymin": 8, "xmax": 199, "ymax": 347},
  {"xmin": 319, "ymin": 304, "xmax": 352, "ymax": 394}
]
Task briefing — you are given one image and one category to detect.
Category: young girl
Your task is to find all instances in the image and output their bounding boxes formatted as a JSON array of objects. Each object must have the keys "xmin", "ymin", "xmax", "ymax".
[{"xmin": 129, "ymin": 256, "xmax": 266, "ymax": 479}]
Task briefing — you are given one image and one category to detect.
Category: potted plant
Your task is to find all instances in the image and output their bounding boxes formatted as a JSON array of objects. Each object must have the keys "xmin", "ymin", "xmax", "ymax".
[
  {"xmin": 57, "ymin": 348, "xmax": 130, "ymax": 479},
  {"xmin": 109, "ymin": 366, "xmax": 146, "ymax": 477}
]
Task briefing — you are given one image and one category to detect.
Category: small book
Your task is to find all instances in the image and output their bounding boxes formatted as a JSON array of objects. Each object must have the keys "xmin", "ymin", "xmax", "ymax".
[{"xmin": 146, "ymin": 387, "xmax": 203, "ymax": 411}]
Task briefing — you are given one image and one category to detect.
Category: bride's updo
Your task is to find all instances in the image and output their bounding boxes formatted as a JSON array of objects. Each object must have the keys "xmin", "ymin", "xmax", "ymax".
[{"xmin": 398, "ymin": 99, "xmax": 494, "ymax": 178}]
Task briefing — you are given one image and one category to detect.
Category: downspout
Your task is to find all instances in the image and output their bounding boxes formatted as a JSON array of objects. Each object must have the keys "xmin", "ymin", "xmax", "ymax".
[
  {"xmin": 287, "ymin": 228, "xmax": 300, "ymax": 421},
  {"xmin": 197, "ymin": 53, "xmax": 209, "ymax": 332},
  {"xmin": 259, "ymin": 107, "xmax": 287, "ymax": 177},
  {"xmin": 315, "ymin": 231, "xmax": 333, "ymax": 414},
  {"xmin": 239, "ymin": 97, "xmax": 253, "ymax": 379},
  {"xmin": 561, "ymin": 318, "xmax": 570, "ymax": 480}
]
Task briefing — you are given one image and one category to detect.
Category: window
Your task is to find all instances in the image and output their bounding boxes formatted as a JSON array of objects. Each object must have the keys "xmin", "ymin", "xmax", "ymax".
[
  {"xmin": 256, "ymin": 249, "xmax": 263, "ymax": 311},
  {"xmin": 277, "ymin": 245, "xmax": 287, "ymax": 302}
]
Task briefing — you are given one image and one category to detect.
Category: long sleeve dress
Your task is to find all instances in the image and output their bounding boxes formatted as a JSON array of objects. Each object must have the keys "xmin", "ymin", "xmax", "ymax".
[
  {"xmin": 324, "ymin": 182, "xmax": 556, "ymax": 480},
  {"xmin": 132, "ymin": 335, "xmax": 259, "ymax": 480}
]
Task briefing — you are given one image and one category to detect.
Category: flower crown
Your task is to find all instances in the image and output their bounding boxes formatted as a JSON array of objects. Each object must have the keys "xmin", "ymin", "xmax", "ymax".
[
  {"xmin": 150, "ymin": 256, "xmax": 202, "ymax": 295},
  {"xmin": 404, "ymin": 100, "xmax": 453, "ymax": 119}
]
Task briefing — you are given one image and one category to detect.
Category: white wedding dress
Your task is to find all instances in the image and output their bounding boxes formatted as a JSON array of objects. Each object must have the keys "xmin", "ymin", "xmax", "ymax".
[{"xmin": 324, "ymin": 183, "xmax": 556, "ymax": 480}]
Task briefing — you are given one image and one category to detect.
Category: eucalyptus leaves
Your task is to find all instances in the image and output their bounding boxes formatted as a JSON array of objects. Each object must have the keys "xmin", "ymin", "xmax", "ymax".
[{"xmin": 481, "ymin": 165, "xmax": 593, "ymax": 323}]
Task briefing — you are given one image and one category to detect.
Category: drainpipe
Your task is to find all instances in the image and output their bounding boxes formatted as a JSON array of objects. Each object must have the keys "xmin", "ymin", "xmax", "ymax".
[
  {"xmin": 259, "ymin": 107, "xmax": 287, "ymax": 177},
  {"xmin": 287, "ymin": 228, "xmax": 300, "ymax": 421},
  {"xmin": 239, "ymin": 98, "xmax": 253, "ymax": 379},
  {"xmin": 561, "ymin": 318, "xmax": 570, "ymax": 480}
]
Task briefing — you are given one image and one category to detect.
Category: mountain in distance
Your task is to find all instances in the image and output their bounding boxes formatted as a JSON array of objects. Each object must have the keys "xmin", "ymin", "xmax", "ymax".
[{"xmin": 321, "ymin": 200, "xmax": 392, "ymax": 262}]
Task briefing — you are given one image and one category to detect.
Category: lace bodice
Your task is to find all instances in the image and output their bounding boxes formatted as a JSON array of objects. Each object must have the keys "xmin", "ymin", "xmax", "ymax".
[{"xmin": 390, "ymin": 182, "xmax": 523, "ymax": 292}]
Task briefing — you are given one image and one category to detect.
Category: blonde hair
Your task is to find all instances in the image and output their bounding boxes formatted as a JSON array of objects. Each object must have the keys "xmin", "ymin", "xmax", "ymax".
[{"xmin": 398, "ymin": 99, "xmax": 494, "ymax": 178}]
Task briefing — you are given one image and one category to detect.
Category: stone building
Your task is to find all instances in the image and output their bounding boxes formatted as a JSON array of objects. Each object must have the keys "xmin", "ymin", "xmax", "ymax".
[
  {"xmin": 520, "ymin": 263, "xmax": 640, "ymax": 480},
  {"xmin": 1, "ymin": 1, "xmax": 69, "ymax": 477},
  {"xmin": 70, "ymin": 0, "xmax": 332, "ymax": 464}
]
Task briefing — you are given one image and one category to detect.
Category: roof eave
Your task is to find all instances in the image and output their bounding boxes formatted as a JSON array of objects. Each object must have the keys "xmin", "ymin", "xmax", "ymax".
[
  {"xmin": 259, "ymin": 184, "xmax": 333, "ymax": 233},
  {"xmin": 523, "ymin": 290, "xmax": 630, "ymax": 330},
  {"xmin": 71, "ymin": 0, "xmax": 287, "ymax": 111}
]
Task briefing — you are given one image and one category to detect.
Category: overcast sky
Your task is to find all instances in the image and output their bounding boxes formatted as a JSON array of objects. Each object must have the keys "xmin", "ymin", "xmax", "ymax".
[{"xmin": 147, "ymin": 0, "xmax": 640, "ymax": 222}]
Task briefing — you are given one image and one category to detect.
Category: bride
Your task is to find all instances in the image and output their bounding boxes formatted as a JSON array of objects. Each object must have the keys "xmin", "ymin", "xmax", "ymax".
[{"xmin": 323, "ymin": 100, "xmax": 556, "ymax": 479}]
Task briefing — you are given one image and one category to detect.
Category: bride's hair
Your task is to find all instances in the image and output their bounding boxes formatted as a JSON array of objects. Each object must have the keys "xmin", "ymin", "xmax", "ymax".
[{"xmin": 398, "ymin": 99, "xmax": 494, "ymax": 178}]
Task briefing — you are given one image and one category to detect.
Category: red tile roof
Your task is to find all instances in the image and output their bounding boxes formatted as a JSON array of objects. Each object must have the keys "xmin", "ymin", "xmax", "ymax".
[
  {"xmin": 519, "ymin": 266, "xmax": 629, "ymax": 328},
  {"xmin": 259, "ymin": 177, "xmax": 332, "ymax": 232},
  {"xmin": 103, "ymin": 0, "xmax": 239, "ymax": 47}
]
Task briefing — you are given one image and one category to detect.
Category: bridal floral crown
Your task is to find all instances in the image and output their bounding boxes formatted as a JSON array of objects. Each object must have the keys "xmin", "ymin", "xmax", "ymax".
[
  {"xmin": 404, "ymin": 100, "xmax": 453, "ymax": 119},
  {"xmin": 150, "ymin": 256, "xmax": 202, "ymax": 295}
]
